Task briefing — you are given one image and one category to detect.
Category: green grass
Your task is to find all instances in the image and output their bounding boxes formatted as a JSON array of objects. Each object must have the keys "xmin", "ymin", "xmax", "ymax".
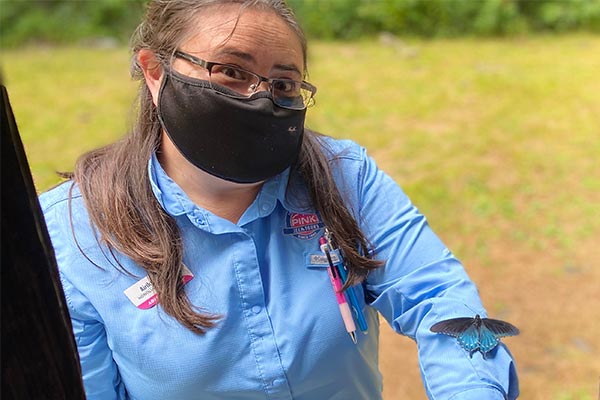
[
  {"xmin": 305, "ymin": 36, "xmax": 600, "ymax": 254},
  {"xmin": 3, "ymin": 47, "xmax": 138, "ymax": 189},
  {"xmin": 3, "ymin": 35, "xmax": 600, "ymax": 399}
]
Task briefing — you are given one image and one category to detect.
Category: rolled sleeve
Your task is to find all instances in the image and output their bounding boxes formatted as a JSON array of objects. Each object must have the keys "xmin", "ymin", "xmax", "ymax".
[
  {"xmin": 449, "ymin": 387, "xmax": 509, "ymax": 400},
  {"xmin": 348, "ymin": 146, "xmax": 519, "ymax": 399}
]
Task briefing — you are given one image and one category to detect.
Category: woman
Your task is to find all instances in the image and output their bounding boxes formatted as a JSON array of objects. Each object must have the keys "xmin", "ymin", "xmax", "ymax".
[{"xmin": 40, "ymin": 0, "xmax": 519, "ymax": 399}]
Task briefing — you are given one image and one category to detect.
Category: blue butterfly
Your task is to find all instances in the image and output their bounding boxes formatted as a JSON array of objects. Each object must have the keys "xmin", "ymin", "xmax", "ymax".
[{"xmin": 430, "ymin": 314, "xmax": 519, "ymax": 358}]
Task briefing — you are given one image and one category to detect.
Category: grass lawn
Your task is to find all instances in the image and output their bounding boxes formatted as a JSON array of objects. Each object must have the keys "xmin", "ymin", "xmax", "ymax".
[{"xmin": 3, "ymin": 34, "xmax": 599, "ymax": 399}]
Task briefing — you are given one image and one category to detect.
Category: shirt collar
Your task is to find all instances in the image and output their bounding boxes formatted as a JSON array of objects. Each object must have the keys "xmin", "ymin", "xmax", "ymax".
[{"xmin": 148, "ymin": 153, "xmax": 304, "ymax": 226}]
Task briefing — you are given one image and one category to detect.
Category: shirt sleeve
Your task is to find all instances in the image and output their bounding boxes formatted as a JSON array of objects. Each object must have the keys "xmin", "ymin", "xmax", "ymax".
[
  {"xmin": 351, "ymin": 146, "xmax": 519, "ymax": 399},
  {"xmin": 60, "ymin": 274, "xmax": 127, "ymax": 400},
  {"xmin": 41, "ymin": 188, "xmax": 127, "ymax": 400}
]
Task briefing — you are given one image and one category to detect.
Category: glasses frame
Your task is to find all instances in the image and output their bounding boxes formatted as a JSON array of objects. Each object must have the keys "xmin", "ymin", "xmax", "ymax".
[{"xmin": 172, "ymin": 50, "xmax": 316, "ymax": 110}]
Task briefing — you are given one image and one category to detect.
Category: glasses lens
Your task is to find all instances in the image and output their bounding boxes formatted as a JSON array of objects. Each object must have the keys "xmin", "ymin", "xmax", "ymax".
[
  {"xmin": 207, "ymin": 61, "xmax": 315, "ymax": 110},
  {"xmin": 272, "ymin": 79, "xmax": 314, "ymax": 110},
  {"xmin": 209, "ymin": 64, "xmax": 259, "ymax": 95}
]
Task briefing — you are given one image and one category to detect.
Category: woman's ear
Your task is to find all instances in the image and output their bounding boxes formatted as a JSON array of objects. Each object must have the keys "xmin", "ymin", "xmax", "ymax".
[{"xmin": 138, "ymin": 49, "xmax": 163, "ymax": 106}]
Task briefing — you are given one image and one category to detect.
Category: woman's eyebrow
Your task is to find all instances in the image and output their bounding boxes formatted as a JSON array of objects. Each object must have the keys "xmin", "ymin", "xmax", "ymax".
[
  {"xmin": 273, "ymin": 63, "xmax": 301, "ymax": 75},
  {"xmin": 213, "ymin": 48, "xmax": 256, "ymax": 63},
  {"xmin": 213, "ymin": 48, "xmax": 301, "ymax": 75}
]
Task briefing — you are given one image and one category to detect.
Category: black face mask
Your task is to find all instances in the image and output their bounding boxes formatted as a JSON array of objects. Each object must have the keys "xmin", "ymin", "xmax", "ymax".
[{"xmin": 157, "ymin": 70, "xmax": 306, "ymax": 184}]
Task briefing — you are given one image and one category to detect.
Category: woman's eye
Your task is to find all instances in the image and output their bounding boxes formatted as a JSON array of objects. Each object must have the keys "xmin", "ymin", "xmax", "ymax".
[
  {"xmin": 215, "ymin": 66, "xmax": 248, "ymax": 81},
  {"xmin": 273, "ymin": 80, "xmax": 299, "ymax": 94}
]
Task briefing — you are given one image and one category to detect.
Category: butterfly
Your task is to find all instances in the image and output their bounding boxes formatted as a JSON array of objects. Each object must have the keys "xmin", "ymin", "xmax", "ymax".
[{"xmin": 430, "ymin": 314, "xmax": 519, "ymax": 358}]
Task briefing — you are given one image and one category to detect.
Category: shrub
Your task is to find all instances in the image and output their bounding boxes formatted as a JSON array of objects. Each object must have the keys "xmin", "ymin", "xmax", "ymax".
[{"xmin": 2, "ymin": 0, "xmax": 599, "ymax": 47}]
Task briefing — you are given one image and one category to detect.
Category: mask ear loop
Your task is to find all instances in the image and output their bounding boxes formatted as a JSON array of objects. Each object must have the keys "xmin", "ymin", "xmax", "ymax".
[{"xmin": 156, "ymin": 66, "xmax": 169, "ymax": 120}]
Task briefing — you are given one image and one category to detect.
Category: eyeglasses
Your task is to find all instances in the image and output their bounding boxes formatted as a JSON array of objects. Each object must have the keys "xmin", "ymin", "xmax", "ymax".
[{"xmin": 173, "ymin": 50, "xmax": 316, "ymax": 110}]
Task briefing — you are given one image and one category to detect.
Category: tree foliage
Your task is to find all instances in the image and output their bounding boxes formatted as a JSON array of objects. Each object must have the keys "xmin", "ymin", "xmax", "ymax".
[
  {"xmin": 1, "ymin": 0, "xmax": 146, "ymax": 47},
  {"xmin": 1, "ymin": 0, "xmax": 599, "ymax": 47},
  {"xmin": 288, "ymin": 0, "xmax": 600, "ymax": 39}
]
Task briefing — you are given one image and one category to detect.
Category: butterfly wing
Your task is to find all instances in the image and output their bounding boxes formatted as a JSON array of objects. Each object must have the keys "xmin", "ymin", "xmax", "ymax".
[
  {"xmin": 457, "ymin": 324, "xmax": 480, "ymax": 355},
  {"xmin": 478, "ymin": 324, "xmax": 500, "ymax": 354},
  {"xmin": 482, "ymin": 318, "xmax": 520, "ymax": 338},
  {"xmin": 431, "ymin": 316, "xmax": 519, "ymax": 357},
  {"xmin": 430, "ymin": 317, "xmax": 475, "ymax": 337}
]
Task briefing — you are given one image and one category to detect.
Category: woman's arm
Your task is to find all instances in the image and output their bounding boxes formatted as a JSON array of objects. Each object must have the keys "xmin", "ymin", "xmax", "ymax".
[
  {"xmin": 343, "ymin": 143, "xmax": 519, "ymax": 399},
  {"xmin": 60, "ymin": 275, "xmax": 127, "ymax": 400},
  {"xmin": 41, "ymin": 185, "xmax": 127, "ymax": 400}
]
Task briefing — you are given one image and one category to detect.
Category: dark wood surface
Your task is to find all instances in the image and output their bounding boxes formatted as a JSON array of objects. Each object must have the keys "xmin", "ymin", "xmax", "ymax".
[{"xmin": 1, "ymin": 84, "xmax": 86, "ymax": 399}]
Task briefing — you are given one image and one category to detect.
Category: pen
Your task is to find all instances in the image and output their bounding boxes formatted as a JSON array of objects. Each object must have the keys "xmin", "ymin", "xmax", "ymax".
[
  {"xmin": 333, "ymin": 261, "xmax": 369, "ymax": 334},
  {"xmin": 324, "ymin": 230, "xmax": 369, "ymax": 334},
  {"xmin": 320, "ymin": 236, "xmax": 357, "ymax": 344}
]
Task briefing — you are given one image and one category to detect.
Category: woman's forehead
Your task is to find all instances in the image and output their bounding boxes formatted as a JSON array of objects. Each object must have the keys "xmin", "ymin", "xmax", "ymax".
[{"xmin": 180, "ymin": 4, "xmax": 303, "ymax": 66}]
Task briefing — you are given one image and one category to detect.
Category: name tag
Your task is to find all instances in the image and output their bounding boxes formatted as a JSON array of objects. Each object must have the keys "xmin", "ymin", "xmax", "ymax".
[
  {"xmin": 307, "ymin": 249, "xmax": 341, "ymax": 268},
  {"xmin": 124, "ymin": 266, "xmax": 193, "ymax": 309}
]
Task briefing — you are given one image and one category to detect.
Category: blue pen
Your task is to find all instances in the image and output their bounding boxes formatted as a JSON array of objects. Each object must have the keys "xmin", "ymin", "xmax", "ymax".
[{"xmin": 324, "ymin": 230, "xmax": 369, "ymax": 334}]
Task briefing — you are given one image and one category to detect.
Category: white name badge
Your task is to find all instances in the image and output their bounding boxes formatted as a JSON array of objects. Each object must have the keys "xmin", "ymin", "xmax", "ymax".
[
  {"xmin": 307, "ymin": 250, "xmax": 341, "ymax": 268},
  {"xmin": 124, "ymin": 266, "xmax": 194, "ymax": 310}
]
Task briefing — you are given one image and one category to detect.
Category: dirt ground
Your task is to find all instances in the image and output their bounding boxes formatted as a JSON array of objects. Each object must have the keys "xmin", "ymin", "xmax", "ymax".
[{"xmin": 378, "ymin": 234, "xmax": 600, "ymax": 399}]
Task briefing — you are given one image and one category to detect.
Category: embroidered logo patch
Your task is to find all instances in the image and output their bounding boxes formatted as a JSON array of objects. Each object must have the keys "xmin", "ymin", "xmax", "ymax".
[{"xmin": 283, "ymin": 212, "xmax": 325, "ymax": 240}]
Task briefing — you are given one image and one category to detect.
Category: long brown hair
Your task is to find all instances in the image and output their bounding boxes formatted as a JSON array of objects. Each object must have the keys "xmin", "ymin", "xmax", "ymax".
[{"xmin": 72, "ymin": 0, "xmax": 383, "ymax": 334}]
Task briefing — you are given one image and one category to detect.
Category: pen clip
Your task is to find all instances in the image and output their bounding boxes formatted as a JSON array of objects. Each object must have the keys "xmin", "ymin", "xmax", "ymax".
[
  {"xmin": 324, "ymin": 228, "xmax": 335, "ymax": 251},
  {"xmin": 324, "ymin": 228, "xmax": 345, "ymax": 271}
]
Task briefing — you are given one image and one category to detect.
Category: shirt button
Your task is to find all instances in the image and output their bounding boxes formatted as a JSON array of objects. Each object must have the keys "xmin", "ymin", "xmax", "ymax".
[
  {"xmin": 260, "ymin": 203, "xmax": 271, "ymax": 212},
  {"xmin": 271, "ymin": 378, "xmax": 284, "ymax": 387},
  {"xmin": 251, "ymin": 305, "xmax": 262, "ymax": 314}
]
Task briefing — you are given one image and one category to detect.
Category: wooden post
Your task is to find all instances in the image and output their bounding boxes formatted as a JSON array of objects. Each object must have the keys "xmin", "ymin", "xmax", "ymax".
[{"xmin": 1, "ymin": 84, "xmax": 86, "ymax": 399}]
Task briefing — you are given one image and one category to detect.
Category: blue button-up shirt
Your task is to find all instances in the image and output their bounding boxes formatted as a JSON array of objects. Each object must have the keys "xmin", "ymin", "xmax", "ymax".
[{"xmin": 40, "ymin": 138, "xmax": 518, "ymax": 400}]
